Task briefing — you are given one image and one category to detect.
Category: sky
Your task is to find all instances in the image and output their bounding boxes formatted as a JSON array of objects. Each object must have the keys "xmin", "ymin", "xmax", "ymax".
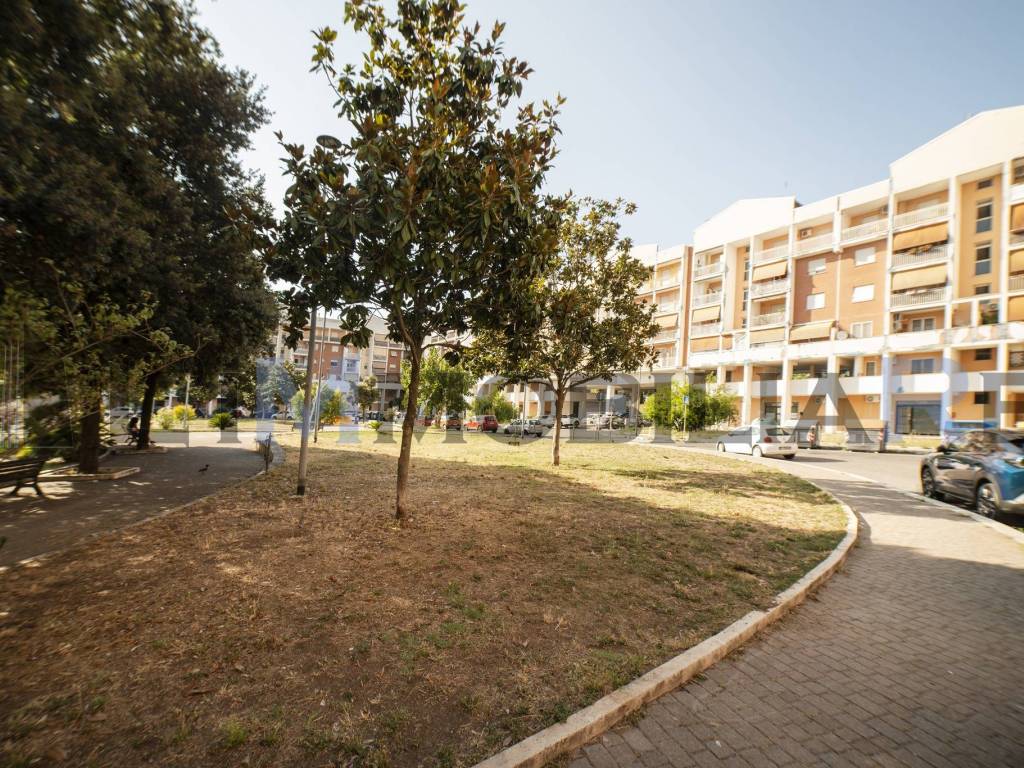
[{"xmin": 196, "ymin": 0, "xmax": 1024, "ymax": 248}]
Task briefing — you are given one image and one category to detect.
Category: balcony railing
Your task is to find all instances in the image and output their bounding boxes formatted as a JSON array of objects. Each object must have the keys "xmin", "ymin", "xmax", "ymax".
[
  {"xmin": 691, "ymin": 291, "xmax": 722, "ymax": 308},
  {"xmin": 654, "ymin": 302, "xmax": 677, "ymax": 315},
  {"xmin": 690, "ymin": 321, "xmax": 721, "ymax": 337},
  {"xmin": 753, "ymin": 244, "xmax": 789, "ymax": 264},
  {"xmin": 693, "ymin": 262, "xmax": 724, "ymax": 280},
  {"xmin": 1010, "ymin": 274, "xmax": 1024, "ymax": 293},
  {"xmin": 794, "ymin": 232, "xmax": 834, "ymax": 256},
  {"xmin": 649, "ymin": 329, "xmax": 679, "ymax": 343},
  {"xmin": 656, "ymin": 274, "xmax": 680, "ymax": 288},
  {"xmin": 891, "ymin": 244, "xmax": 951, "ymax": 269},
  {"xmin": 894, "ymin": 202, "xmax": 948, "ymax": 230},
  {"xmin": 890, "ymin": 286, "xmax": 948, "ymax": 308},
  {"xmin": 653, "ymin": 351, "xmax": 677, "ymax": 369},
  {"xmin": 1010, "ymin": 183, "xmax": 1024, "ymax": 204},
  {"xmin": 750, "ymin": 277, "xmax": 789, "ymax": 298},
  {"xmin": 841, "ymin": 219, "xmax": 888, "ymax": 242},
  {"xmin": 750, "ymin": 311, "xmax": 786, "ymax": 327},
  {"xmin": 1011, "ymin": 231, "xmax": 1024, "ymax": 249}
]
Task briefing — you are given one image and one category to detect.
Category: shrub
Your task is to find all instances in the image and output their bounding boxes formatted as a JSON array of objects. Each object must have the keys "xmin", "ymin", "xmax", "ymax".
[
  {"xmin": 172, "ymin": 404, "xmax": 196, "ymax": 425},
  {"xmin": 208, "ymin": 412, "xmax": 236, "ymax": 431},
  {"xmin": 156, "ymin": 408, "xmax": 176, "ymax": 430},
  {"xmin": 367, "ymin": 420, "xmax": 382, "ymax": 432}
]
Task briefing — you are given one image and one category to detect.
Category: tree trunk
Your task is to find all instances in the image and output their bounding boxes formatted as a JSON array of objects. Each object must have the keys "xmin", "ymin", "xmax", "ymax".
[
  {"xmin": 137, "ymin": 373, "xmax": 159, "ymax": 449},
  {"xmin": 552, "ymin": 384, "xmax": 565, "ymax": 466},
  {"xmin": 296, "ymin": 306, "xmax": 319, "ymax": 497},
  {"xmin": 78, "ymin": 401, "xmax": 102, "ymax": 474},
  {"xmin": 396, "ymin": 353, "xmax": 421, "ymax": 522}
]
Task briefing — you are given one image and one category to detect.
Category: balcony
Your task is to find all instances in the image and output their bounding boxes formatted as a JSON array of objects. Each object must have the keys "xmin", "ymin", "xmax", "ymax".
[
  {"xmin": 841, "ymin": 219, "xmax": 888, "ymax": 243},
  {"xmin": 693, "ymin": 262, "xmax": 724, "ymax": 281},
  {"xmin": 648, "ymin": 329, "xmax": 678, "ymax": 344},
  {"xmin": 890, "ymin": 286, "xmax": 948, "ymax": 308},
  {"xmin": 753, "ymin": 244, "xmax": 789, "ymax": 264},
  {"xmin": 656, "ymin": 273, "xmax": 680, "ymax": 288},
  {"xmin": 690, "ymin": 321, "xmax": 721, "ymax": 337},
  {"xmin": 652, "ymin": 351, "xmax": 677, "ymax": 370},
  {"xmin": 893, "ymin": 202, "xmax": 948, "ymax": 230},
  {"xmin": 1011, "ymin": 183, "xmax": 1024, "ymax": 204},
  {"xmin": 1011, "ymin": 274, "xmax": 1024, "ymax": 293},
  {"xmin": 794, "ymin": 233, "xmax": 833, "ymax": 256},
  {"xmin": 691, "ymin": 291, "xmax": 722, "ymax": 308},
  {"xmin": 750, "ymin": 311, "xmax": 786, "ymax": 328},
  {"xmin": 1011, "ymin": 231, "xmax": 1024, "ymax": 250},
  {"xmin": 891, "ymin": 244, "xmax": 951, "ymax": 270},
  {"xmin": 654, "ymin": 302, "xmax": 677, "ymax": 315},
  {"xmin": 750, "ymin": 278, "xmax": 789, "ymax": 299}
]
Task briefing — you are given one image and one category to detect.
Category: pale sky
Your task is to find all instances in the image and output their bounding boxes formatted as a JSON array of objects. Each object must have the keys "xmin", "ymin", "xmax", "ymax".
[{"xmin": 197, "ymin": 0, "xmax": 1024, "ymax": 248}]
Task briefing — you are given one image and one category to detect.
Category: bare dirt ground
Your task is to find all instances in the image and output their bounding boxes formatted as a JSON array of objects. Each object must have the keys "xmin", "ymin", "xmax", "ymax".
[{"xmin": 0, "ymin": 432, "xmax": 845, "ymax": 767}]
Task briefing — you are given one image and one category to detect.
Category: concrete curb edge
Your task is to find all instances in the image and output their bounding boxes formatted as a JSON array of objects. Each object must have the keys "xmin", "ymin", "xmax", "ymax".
[{"xmin": 473, "ymin": 473, "xmax": 858, "ymax": 768}]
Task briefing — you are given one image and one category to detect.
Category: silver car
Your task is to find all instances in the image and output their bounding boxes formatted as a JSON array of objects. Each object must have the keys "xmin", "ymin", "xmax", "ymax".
[{"xmin": 717, "ymin": 424, "xmax": 797, "ymax": 459}]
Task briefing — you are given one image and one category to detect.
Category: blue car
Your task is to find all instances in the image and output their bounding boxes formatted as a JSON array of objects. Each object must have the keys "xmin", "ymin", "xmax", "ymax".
[{"xmin": 920, "ymin": 429, "xmax": 1024, "ymax": 517}]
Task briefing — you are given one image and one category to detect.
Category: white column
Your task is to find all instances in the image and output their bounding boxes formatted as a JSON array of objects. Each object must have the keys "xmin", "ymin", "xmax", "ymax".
[
  {"xmin": 945, "ymin": 176, "xmax": 958, "ymax": 330},
  {"xmin": 824, "ymin": 354, "xmax": 839, "ymax": 432},
  {"xmin": 742, "ymin": 362, "xmax": 753, "ymax": 424},
  {"xmin": 880, "ymin": 353, "xmax": 893, "ymax": 428},
  {"xmin": 780, "ymin": 357, "xmax": 792, "ymax": 423},
  {"xmin": 716, "ymin": 365, "xmax": 726, "ymax": 388},
  {"xmin": 1000, "ymin": 160, "xmax": 1012, "ymax": 322},
  {"xmin": 998, "ymin": 342, "xmax": 1012, "ymax": 429},
  {"xmin": 940, "ymin": 348, "xmax": 955, "ymax": 436},
  {"xmin": 605, "ymin": 383, "xmax": 614, "ymax": 415},
  {"xmin": 884, "ymin": 180, "xmax": 896, "ymax": 334}
]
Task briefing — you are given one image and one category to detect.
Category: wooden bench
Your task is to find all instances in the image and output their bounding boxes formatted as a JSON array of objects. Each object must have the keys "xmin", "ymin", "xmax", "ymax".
[{"xmin": 0, "ymin": 458, "xmax": 46, "ymax": 497}]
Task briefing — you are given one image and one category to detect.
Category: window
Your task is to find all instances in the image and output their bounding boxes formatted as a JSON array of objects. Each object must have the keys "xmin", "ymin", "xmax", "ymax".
[
  {"xmin": 852, "ymin": 284, "xmax": 874, "ymax": 303},
  {"xmin": 975, "ymin": 348, "xmax": 993, "ymax": 361},
  {"xmin": 806, "ymin": 292, "xmax": 825, "ymax": 310},
  {"xmin": 975, "ymin": 244, "xmax": 991, "ymax": 276},
  {"xmin": 865, "ymin": 361, "xmax": 877, "ymax": 376},
  {"xmin": 1015, "ymin": 160, "xmax": 1024, "ymax": 184},
  {"xmin": 910, "ymin": 358, "xmax": 935, "ymax": 374},
  {"xmin": 895, "ymin": 402, "xmax": 941, "ymax": 436},
  {"xmin": 977, "ymin": 179, "xmax": 992, "ymax": 190},
  {"xmin": 807, "ymin": 258, "xmax": 826, "ymax": 275},
  {"xmin": 854, "ymin": 246, "xmax": 876, "ymax": 266},
  {"xmin": 974, "ymin": 392, "xmax": 992, "ymax": 405},
  {"xmin": 910, "ymin": 317, "xmax": 936, "ymax": 332},
  {"xmin": 851, "ymin": 321, "xmax": 873, "ymax": 339},
  {"xmin": 976, "ymin": 200, "xmax": 993, "ymax": 233},
  {"xmin": 975, "ymin": 284, "xmax": 991, "ymax": 295}
]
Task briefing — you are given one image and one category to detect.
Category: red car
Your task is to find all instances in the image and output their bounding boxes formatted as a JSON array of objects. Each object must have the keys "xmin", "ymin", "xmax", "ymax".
[
  {"xmin": 445, "ymin": 415, "xmax": 462, "ymax": 430},
  {"xmin": 466, "ymin": 414, "xmax": 499, "ymax": 432}
]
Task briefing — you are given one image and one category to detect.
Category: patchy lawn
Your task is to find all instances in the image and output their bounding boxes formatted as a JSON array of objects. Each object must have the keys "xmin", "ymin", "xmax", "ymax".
[{"xmin": 0, "ymin": 433, "xmax": 845, "ymax": 767}]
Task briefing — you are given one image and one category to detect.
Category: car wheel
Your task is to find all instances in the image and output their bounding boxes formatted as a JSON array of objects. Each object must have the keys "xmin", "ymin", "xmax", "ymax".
[
  {"xmin": 716, "ymin": 442, "xmax": 725, "ymax": 452},
  {"xmin": 921, "ymin": 468, "xmax": 943, "ymax": 500},
  {"xmin": 975, "ymin": 481, "xmax": 998, "ymax": 518},
  {"xmin": 752, "ymin": 446, "xmax": 763, "ymax": 458},
  {"xmin": 784, "ymin": 453, "xmax": 795, "ymax": 460}
]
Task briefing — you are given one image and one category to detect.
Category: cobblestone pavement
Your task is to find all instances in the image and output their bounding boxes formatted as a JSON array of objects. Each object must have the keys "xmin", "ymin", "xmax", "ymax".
[
  {"xmin": 0, "ymin": 432, "xmax": 265, "ymax": 567},
  {"xmin": 569, "ymin": 456, "xmax": 1024, "ymax": 768}
]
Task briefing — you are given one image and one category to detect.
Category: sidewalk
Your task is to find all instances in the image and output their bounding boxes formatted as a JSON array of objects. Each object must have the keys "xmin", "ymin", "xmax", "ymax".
[
  {"xmin": 569, "ymin": 457, "xmax": 1024, "ymax": 767},
  {"xmin": 0, "ymin": 432, "xmax": 265, "ymax": 567}
]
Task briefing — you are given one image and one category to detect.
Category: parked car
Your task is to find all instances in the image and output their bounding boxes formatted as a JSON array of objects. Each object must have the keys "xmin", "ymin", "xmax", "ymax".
[
  {"xmin": 588, "ymin": 412, "xmax": 624, "ymax": 429},
  {"xmin": 560, "ymin": 415, "xmax": 580, "ymax": 429},
  {"xmin": 920, "ymin": 429, "xmax": 1024, "ymax": 517},
  {"xmin": 445, "ymin": 415, "xmax": 462, "ymax": 430},
  {"xmin": 466, "ymin": 414, "xmax": 499, "ymax": 432},
  {"xmin": 271, "ymin": 411, "xmax": 292, "ymax": 420},
  {"xmin": 716, "ymin": 423, "xmax": 797, "ymax": 459},
  {"xmin": 108, "ymin": 406, "xmax": 134, "ymax": 421},
  {"xmin": 536, "ymin": 415, "xmax": 555, "ymax": 428},
  {"xmin": 503, "ymin": 418, "xmax": 544, "ymax": 436}
]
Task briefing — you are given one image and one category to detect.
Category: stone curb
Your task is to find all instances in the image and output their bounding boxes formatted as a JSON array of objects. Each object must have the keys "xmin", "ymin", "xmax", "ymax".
[
  {"xmin": 473, "ymin": 456, "xmax": 858, "ymax": 768},
  {"xmin": 1, "ymin": 437, "xmax": 284, "ymax": 573}
]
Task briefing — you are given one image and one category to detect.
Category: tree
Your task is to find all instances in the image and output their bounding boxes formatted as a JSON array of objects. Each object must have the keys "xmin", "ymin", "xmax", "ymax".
[
  {"xmin": 400, "ymin": 350, "xmax": 474, "ymax": 419},
  {"xmin": 471, "ymin": 388, "xmax": 516, "ymax": 422},
  {"xmin": 257, "ymin": 360, "xmax": 305, "ymax": 412},
  {"xmin": 471, "ymin": 197, "xmax": 659, "ymax": 465},
  {"xmin": 356, "ymin": 375, "xmax": 378, "ymax": 416},
  {"xmin": 641, "ymin": 382, "xmax": 738, "ymax": 432},
  {"xmin": 301, "ymin": 0, "xmax": 563, "ymax": 519}
]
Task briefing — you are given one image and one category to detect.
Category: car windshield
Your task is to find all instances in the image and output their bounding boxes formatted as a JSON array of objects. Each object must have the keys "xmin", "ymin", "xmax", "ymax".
[
  {"xmin": 1004, "ymin": 436, "xmax": 1024, "ymax": 452},
  {"xmin": 764, "ymin": 428, "xmax": 792, "ymax": 438}
]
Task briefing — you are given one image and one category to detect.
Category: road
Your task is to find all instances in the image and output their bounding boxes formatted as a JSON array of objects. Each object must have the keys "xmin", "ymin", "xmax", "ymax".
[
  {"xmin": 0, "ymin": 432, "xmax": 266, "ymax": 568},
  {"xmin": 570, "ymin": 444, "xmax": 1024, "ymax": 768}
]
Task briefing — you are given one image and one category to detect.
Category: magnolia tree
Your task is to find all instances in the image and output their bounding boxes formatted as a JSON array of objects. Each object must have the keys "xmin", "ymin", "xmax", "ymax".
[
  {"xmin": 295, "ymin": 0, "xmax": 562, "ymax": 520},
  {"xmin": 471, "ymin": 197, "xmax": 659, "ymax": 465}
]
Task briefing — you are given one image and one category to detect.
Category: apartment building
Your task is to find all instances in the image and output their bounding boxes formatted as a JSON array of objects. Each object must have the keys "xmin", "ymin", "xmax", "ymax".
[
  {"xmin": 272, "ymin": 314, "xmax": 409, "ymax": 410},
  {"xmin": 680, "ymin": 106, "xmax": 1024, "ymax": 437}
]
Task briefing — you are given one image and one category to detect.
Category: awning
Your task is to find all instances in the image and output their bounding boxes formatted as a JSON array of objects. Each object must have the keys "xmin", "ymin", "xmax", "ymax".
[
  {"xmin": 690, "ymin": 337, "xmax": 720, "ymax": 353},
  {"xmin": 1010, "ymin": 296, "xmax": 1024, "ymax": 322},
  {"xmin": 751, "ymin": 260, "xmax": 788, "ymax": 282},
  {"xmin": 892, "ymin": 222, "xmax": 948, "ymax": 252},
  {"xmin": 656, "ymin": 314, "xmax": 678, "ymax": 329},
  {"xmin": 1011, "ymin": 249, "xmax": 1024, "ymax": 273},
  {"xmin": 789, "ymin": 321, "xmax": 834, "ymax": 342},
  {"xmin": 691, "ymin": 304, "xmax": 720, "ymax": 322},
  {"xmin": 891, "ymin": 263, "xmax": 947, "ymax": 291},
  {"xmin": 1012, "ymin": 204, "xmax": 1024, "ymax": 233},
  {"xmin": 748, "ymin": 327, "xmax": 785, "ymax": 345}
]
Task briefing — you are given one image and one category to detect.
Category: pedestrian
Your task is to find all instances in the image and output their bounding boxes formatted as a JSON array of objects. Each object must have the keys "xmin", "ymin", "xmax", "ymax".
[{"xmin": 127, "ymin": 415, "xmax": 141, "ymax": 446}]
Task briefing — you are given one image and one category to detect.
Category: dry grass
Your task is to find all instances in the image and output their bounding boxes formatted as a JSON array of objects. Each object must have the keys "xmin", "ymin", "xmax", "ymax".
[{"xmin": 0, "ymin": 432, "xmax": 845, "ymax": 767}]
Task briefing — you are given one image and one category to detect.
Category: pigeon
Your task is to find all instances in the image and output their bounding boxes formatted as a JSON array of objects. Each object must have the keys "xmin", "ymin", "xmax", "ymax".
[{"xmin": 198, "ymin": 464, "xmax": 210, "ymax": 473}]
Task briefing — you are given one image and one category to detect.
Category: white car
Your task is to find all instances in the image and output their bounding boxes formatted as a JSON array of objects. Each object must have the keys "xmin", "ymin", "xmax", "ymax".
[
  {"xmin": 560, "ymin": 415, "xmax": 580, "ymax": 428},
  {"xmin": 717, "ymin": 424, "xmax": 797, "ymax": 459},
  {"xmin": 536, "ymin": 415, "xmax": 555, "ymax": 428}
]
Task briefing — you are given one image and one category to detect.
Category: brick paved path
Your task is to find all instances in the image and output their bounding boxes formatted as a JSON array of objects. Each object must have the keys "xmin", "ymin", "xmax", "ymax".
[{"xmin": 570, "ymin": 458, "xmax": 1024, "ymax": 768}]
